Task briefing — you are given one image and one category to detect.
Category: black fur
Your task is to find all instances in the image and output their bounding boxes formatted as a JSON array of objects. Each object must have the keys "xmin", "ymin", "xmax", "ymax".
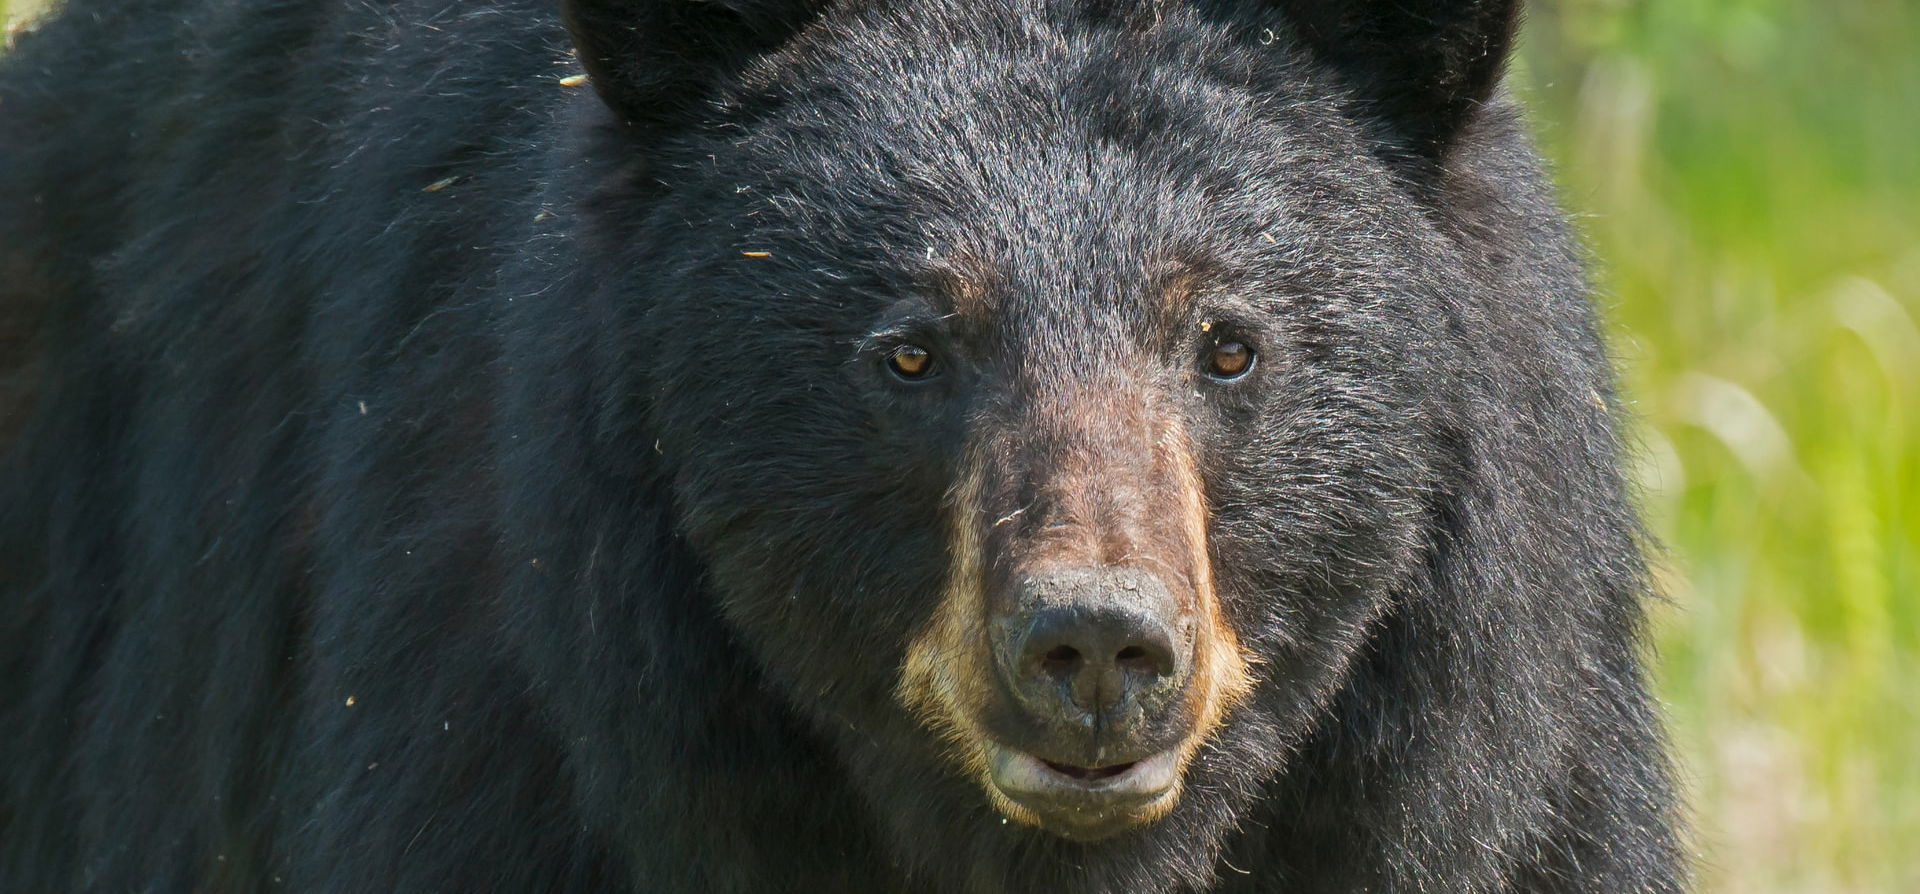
[{"xmin": 0, "ymin": 1, "xmax": 1686, "ymax": 891}]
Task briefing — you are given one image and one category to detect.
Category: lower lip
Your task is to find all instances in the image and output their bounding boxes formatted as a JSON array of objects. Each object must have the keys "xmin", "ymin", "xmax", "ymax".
[{"xmin": 986, "ymin": 743, "xmax": 1181, "ymax": 803}]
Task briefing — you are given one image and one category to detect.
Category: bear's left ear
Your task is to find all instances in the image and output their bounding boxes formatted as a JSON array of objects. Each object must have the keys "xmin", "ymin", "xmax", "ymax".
[
  {"xmin": 1274, "ymin": 0, "xmax": 1523, "ymax": 157},
  {"xmin": 561, "ymin": 0, "xmax": 826, "ymax": 131}
]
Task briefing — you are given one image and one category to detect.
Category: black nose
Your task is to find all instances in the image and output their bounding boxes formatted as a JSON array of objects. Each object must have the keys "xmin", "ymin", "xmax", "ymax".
[{"xmin": 1002, "ymin": 567, "xmax": 1189, "ymax": 722}]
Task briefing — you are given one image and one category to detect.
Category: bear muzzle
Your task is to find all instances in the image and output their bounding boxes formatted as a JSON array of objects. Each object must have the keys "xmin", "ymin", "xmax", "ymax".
[
  {"xmin": 987, "ymin": 565, "xmax": 1195, "ymax": 755},
  {"xmin": 895, "ymin": 393, "xmax": 1252, "ymax": 840},
  {"xmin": 979, "ymin": 565, "xmax": 1196, "ymax": 839}
]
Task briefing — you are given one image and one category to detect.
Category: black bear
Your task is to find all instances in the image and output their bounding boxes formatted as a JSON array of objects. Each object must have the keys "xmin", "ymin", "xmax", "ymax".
[{"xmin": 0, "ymin": 0, "xmax": 1687, "ymax": 891}]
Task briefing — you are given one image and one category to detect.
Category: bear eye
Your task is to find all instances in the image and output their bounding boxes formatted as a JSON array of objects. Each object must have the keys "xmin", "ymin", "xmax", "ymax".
[
  {"xmin": 1205, "ymin": 341, "xmax": 1255, "ymax": 380},
  {"xmin": 886, "ymin": 344, "xmax": 938, "ymax": 381}
]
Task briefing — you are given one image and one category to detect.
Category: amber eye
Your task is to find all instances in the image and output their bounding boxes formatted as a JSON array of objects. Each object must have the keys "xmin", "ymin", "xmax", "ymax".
[
  {"xmin": 1206, "ymin": 341, "xmax": 1255, "ymax": 380},
  {"xmin": 886, "ymin": 344, "xmax": 938, "ymax": 381}
]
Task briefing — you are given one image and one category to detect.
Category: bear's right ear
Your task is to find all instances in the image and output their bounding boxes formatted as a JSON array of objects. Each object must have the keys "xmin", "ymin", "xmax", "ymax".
[
  {"xmin": 561, "ymin": 0, "xmax": 826, "ymax": 130},
  {"xmin": 1274, "ymin": 0, "xmax": 1523, "ymax": 157}
]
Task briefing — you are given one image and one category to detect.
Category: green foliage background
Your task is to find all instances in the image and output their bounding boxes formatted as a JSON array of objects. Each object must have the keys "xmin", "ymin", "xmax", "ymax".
[
  {"xmin": 1517, "ymin": 2, "xmax": 1918, "ymax": 890},
  {"xmin": 5, "ymin": 0, "xmax": 1915, "ymax": 890}
]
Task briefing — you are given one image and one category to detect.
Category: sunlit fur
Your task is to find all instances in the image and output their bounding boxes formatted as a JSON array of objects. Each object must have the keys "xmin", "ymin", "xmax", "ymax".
[
  {"xmin": 898, "ymin": 452, "xmax": 1008, "ymax": 815},
  {"xmin": 1162, "ymin": 425, "xmax": 1259, "ymax": 758}
]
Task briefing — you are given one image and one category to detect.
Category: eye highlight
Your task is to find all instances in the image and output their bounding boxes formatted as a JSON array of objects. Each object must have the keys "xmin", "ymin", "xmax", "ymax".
[
  {"xmin": 886, "ymin": 344, "xmax": 938, "ymax": 381},
  {"xmin": 1205, "ymin": 341, "xmax": 1255, "ymax": 380}
]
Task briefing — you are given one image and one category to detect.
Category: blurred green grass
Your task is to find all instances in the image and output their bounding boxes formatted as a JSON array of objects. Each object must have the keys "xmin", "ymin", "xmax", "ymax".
[
  {"xmin": 1517, "ymin": 1, "xmax": 1919, "ymax": 890},
  {"xmin": 5, "ymin": 0, "xmax": 1915, "ymax": 890}
]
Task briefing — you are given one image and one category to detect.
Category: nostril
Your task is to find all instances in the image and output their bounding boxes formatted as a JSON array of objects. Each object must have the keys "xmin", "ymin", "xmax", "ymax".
[
  {"xmin": 1114, "ymin": 643, "xmax": 1171, "ymax": 677},
  {"xmin": 1041, "ymin": 644, "xmax": 1081, "ymax": 672}
]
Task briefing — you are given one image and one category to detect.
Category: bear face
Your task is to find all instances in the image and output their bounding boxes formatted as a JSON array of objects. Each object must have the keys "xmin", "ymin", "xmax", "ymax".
[{"xmin": 629, "ymin": 1, "xmax": 1461, "ymax": 853}]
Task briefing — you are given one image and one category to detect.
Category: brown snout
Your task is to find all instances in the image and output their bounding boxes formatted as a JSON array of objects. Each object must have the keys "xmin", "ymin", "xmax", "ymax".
[{"xmin": 896, "ymin": 384, "xmax": 1252, "ymax": 840}]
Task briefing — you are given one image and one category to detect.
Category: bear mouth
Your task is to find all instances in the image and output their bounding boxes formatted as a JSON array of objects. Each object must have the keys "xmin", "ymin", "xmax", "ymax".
[
  {"xmin": 1039, "ymin": 759, "xmax": 1138, "ymax": 781},
  {"xmin": 984, "ymin": 743, "xmax": 1182, "ymax": 840}
]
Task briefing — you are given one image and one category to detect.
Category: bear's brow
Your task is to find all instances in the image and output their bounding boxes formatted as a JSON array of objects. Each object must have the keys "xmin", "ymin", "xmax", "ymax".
[
  {"xmin": 918, "ymin": 262, "xmax": 997, "ymax": 320},
  {"xmin": 916, "ymin": 256, "xmax": 1223, "ymax": 323},
  {"xmin": 1160, "ymin": 265, "xmax": 1209, "ymax": 317}
]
